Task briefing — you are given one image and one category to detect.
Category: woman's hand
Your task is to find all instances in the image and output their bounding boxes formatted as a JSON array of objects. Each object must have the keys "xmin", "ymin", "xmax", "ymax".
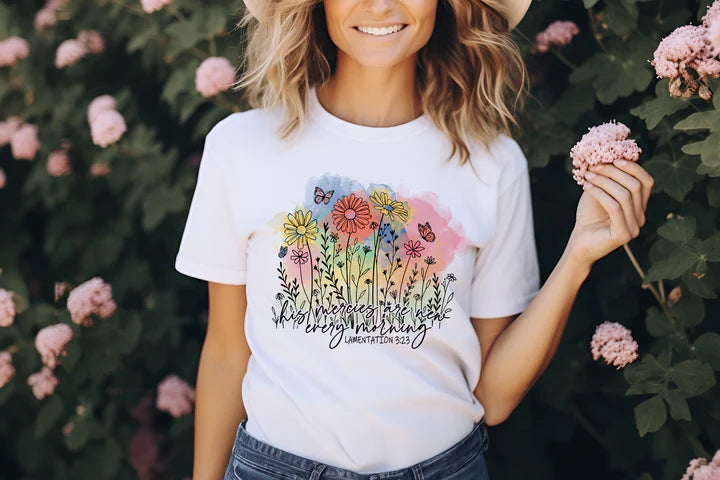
[{"xmin": 566, "ymin": 159, "xmax": 655, "ymax": 270}]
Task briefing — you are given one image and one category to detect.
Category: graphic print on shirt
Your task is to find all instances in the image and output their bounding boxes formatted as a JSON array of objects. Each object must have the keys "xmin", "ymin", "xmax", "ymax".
[{"xmin": 269, "ymin": 174, "xmax": 471, "ymax": 349}]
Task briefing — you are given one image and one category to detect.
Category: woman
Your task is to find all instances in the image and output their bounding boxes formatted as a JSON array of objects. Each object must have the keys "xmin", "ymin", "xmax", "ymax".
[{"xmin": 174, "ymin": 1, "xmax": 654, "ymax": 479}]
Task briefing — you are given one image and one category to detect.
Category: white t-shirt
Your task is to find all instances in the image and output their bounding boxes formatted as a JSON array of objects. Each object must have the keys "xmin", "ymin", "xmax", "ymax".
[{"xmin": 175, "ymin": 86, "xmax": 540, "ymax": 473}]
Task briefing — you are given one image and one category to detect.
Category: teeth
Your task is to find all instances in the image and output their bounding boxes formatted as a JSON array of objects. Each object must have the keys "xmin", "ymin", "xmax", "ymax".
[{"xmin": 357, "ymin": 24, "xmax": 404, "ymax": 36}]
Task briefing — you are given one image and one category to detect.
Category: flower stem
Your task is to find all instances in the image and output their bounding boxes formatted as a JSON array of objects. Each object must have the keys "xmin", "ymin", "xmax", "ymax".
[{"xmin": 550, "ymin": 47, "xmax": 578, "ymax": 70}]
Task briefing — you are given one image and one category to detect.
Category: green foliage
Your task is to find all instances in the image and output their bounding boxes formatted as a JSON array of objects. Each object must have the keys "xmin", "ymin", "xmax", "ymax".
[{"xmin": 1, "ymin": 0, "xmax": 719, "ymax": 479}]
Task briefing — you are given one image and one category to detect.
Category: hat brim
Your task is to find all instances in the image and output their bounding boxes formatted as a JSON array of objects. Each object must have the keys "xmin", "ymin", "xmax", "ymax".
[{"xmin": 244, "ymin": 0, "xmax": 531, "ymax": 30}]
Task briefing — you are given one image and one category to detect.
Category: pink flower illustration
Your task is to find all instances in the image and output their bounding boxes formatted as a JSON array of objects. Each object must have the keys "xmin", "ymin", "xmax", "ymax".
[
  {"xmin": 291, "ymin": 248, "xmax": 309, "ymax": 265},
  {"xmin": 403, "ymin": 239, "xmax": 425, "ymax": 258}
]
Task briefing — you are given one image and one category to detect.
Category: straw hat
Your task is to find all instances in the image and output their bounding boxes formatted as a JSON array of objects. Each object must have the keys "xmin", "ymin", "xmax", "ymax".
[{"xmin": 243, "ymin": 0, "xmax": 532, "ymax": 30}]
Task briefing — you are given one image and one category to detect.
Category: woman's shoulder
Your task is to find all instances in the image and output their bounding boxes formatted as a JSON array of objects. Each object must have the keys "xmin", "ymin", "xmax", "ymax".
[
  {"xmin": 206, "ymin": 107, "xmax": 280, "ymax": 144},
  {"xmin": 471, "ymin": 132, "xmax": 529, "ymax": 193}
]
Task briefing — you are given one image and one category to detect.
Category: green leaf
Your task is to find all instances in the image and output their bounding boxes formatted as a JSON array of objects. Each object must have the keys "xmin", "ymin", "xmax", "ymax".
[
  {"xmin": 603, "ymin": 0, "xmax": 638, "ymax": 36},
  {"xmin": 657, "ymin": 216, "xmax": 696, "ymax": 244},
  {"xmin": 629, "ymin": 80, "xmax": 692, "ymax": 130},
  {"xmin": 624, "ymin": 353, "xmax": 667, "ymax": 385},
  {"xmin": 668, "ymin": 360, "xmax": 716, "ymax": 397},
  {"xmin": 708, "ymin": 179, "xmax": 720, "ymax": 207},
  {"xmin": 64, "ymin": 417, "xmax": 92, "ymax": 451},
  {"xmin": 669, "ymin": 292, "xmax": 705, "ymax": 329},
  {"xmin": 584, "ymin": 0, "xmax": 600, "ymax": 7},
  {"xmin": 694, "ymin": 332, "xmax": 720, "ymax": 370},
  {"xmin": 682, "ymin": 132, "xmax": 720, "ymax": 168},
  {"xmin": 33, "ymin": 396, "xmax": 64, "ymax": 438},
  {"xmin": 634, "ymin": 393, "xmax": 667, "ymax": 437},
  {"xmin": 645, "ymin": 306, "xmax": 675, "ymax": 337},
  {"xmin": 643, "ymin": 153, "xmax": 701, "ymax": 202},
  {"xmin": 663, "ymin": 389, "xmax": 692, "ymax": 421},
  {"xmin": 142, "ymin": 184, "xmax": 186, "ymax": 231},
  {"xmin": 674, "ymin": 109, "xmax": 720, "ymax": 132}
]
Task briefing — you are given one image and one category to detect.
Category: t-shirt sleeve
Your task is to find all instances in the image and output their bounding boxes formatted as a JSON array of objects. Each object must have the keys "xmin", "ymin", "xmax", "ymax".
[
  {"xmin": 469, "ymin": 144, "xmax": 540, "ymax": 318},
  {"xmin": 174, "ymin": 130, "xmax": 248, "ymax": 285}
]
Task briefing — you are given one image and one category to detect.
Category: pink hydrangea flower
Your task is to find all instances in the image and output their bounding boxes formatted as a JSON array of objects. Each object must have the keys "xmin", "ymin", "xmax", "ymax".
[
  {"xmin": 10, "ymin": 123, "xmax": 40, "ymax": 160},
  {"xmin": 0, "ymin": 350, "xmax": 15, "ymax": 388},
  {"xmin": 0, "ymin": 289, "xmax": 17, "ymax": 327},
  {"xmin": 54, "ymin": 281, "xmax": 70, "ymax": 302},
  {"xmin": 681, "ymin": 450, "xmax": 720, "ymax": 480},
  {"xmin": 590, "ymin": 321, "xmax": 639, "ymax": 369},
  {"xmin": 0, "ymin": 36, "xmax": 30, "ymax": 68},
  {"xmin": 90, "ymin": 109, "xmax": 127, "ymax": 147},
  {"xmin": 195, "ymin": 57, "xmax": 237, "ymax": 98},
  {"xmin": 533, "ymin": 20, "xmax": 579, "ymax": 53},
  {"xmin": 141, "ymin": 0, "xmax": 173, "ymax": 14},
  {"xmin": 702, "ymin": 0, "xmax": 720, "ymax": 28},
  {"xmin": 34, "ymin": 8, "xmax": 57, "ymax": 32},
  {"xmin": 90, "ymin": 162, "xmax": 111, "ymax": 177},
  {"xmin": 570, "ymin": 120, "xmax": 641, "ymax": 186},
  {"xmin": 47, "ymin": 149, "xmax": 71, "ymax": 177},
  {"xmin": 78, "ymin": 30, "xmax": 105, "ymax": 54},
  {"xmin": 0, "ymin": 116, "xmax": 24, "ymax": 146},
  {"xmin": 55, "ymin": 38, "xmax": 88, "ymax": 68},
  {"xmin": 35, "ymin": 323, "xmax": 73, "ymax": 370},
  {"xmin": 66, "ymin": 276, "xmax": 117, "ymax": 326},
  {"xmin": 27, "ymin": 365, "xmax": 59, "ymax": 399},
  {"xmin": 87, "ymin": 95, "xmax": 118, "ymax": 124},
  {"xmin": 0, "ymin": 168, "xmax": 5, "ymax": 190},
  {"xmin": 156, "ymin": 374, "xmax": 196, "ymax": 418},
  {"xmin": 128, "ymin": 425, "xmax": 162, "ymax": 480},
  {"xmin": 707, "ymin": 18, "xmax": 720, "ymax": 57}
]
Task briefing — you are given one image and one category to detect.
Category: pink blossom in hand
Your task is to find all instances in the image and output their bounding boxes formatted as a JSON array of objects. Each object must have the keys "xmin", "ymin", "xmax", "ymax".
[
  {"xmin": 707, "ymin": 18, "xmax": 720, "ymax": 57},
  {"xmin": 533, "ymin": 20, "xmax": 580, "ymax": 54},
  {"xmin": 35, "ymin": 323, "xmax": 73, "ymax": 369},
  {"xmin": 87, "ymin": 95, "xmax": 118, "ymax": 124},
  {"xmin": 681, "ymin": 450, "xmax": 720, "ymax": 480},
  {"xmin": 0, "ymin": 168, "xmax": 5, "ymax": 190},
  {"xmin": 90, "ymin": 109, "xmax": 127, "ymax": 148},
  {"xmin": 0, "ymin": 37, "xmax": 30, "ymax": 68},
  {"xmin": 10, "ymin": 123, "xmax": 40, "ymax": 160},
  {"xmin": 156, "ymin": 374, "xmax": 196, "ymax": 418},
  {"xmin": 129, "ymin": 425, "xmax": 162, "ymax": 480},
  {"xmin": 195, "ymin": 57, "xmax": 237, "ymax": 98},
  {"xmin": 66, "ymin": 276, "xmax": 117, "ymax": 326},
  {"xmin": 570, "ymin": 120, "xmax": 641, "ymax": 186},
  {"xmin": 77, "ymin": 30, "xmax": 105, "ymax": 54},
  {"xmin": 590, "ymin": 321, "xmax": 639, "ymax": 369},
  {"xmin": 0, "ymin": 350, "xmax": 15, "ymax": 388},
  {"xmin": 55, "ymin": 38, "xmax": 88, "ymax": 68},
  {"xmin": 0, "ymin": 289, "xmax": 16, "ymax": 327},
  {"xmin": 141, "ymin": 0, "xmax": 173, "ymax": 14},
  {"xmin": 27, "ymin": 366, "xmax": 59, "ymax": 399},
  {"xmin": 0, "ymin": 116, "xmax": 24, "ymax": 146},
  {"xmin": 47, "ymin": 149, "xmax": 71, "ymax": 176},
  {"xmin": 90, "ymin": 162, "xmax": 111, "ymax": 177},
  {"xmin": 702, "ymin": 0, "xmax": 720, "ymax": 28}
]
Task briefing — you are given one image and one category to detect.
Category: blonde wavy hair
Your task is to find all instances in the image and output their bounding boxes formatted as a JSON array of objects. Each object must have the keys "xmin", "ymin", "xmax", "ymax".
[{"xmin": 232, "ymin": 0, "xmax": 530, "ymax": 167}]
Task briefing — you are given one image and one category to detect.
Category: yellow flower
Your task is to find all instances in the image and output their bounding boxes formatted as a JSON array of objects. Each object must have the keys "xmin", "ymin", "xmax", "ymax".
[
  {"xmin": 369, "ymin": 191, "xmax": 408, "ymax": 222},
  {"xmin": 283, "ymin": 209, "xmax": 318, "ymax": 247}
]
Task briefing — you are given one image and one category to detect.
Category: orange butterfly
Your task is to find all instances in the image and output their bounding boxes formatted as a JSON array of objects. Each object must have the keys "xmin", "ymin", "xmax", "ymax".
[{"xmin": 418, "ymin": 222, "xmax": 436, "ymax": 242}]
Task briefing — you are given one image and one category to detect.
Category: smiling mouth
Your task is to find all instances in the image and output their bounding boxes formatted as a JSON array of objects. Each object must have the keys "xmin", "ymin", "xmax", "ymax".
[{"xmin": 353, "ymin": 24, "xmax": 408, "ymax": 36}]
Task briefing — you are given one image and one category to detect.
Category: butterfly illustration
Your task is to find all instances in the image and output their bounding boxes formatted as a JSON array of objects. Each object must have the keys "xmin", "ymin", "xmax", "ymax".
[
  {"xmin": 418, "ymin": 222, "xmax": 436, "ymax": 242},
  {"xmin": 278, "ymin": 245, "xmax": 288, "ymax": 258},
  {"xmin": 314, "ymin": 186, "xmax": 334, "ymax": 204}
]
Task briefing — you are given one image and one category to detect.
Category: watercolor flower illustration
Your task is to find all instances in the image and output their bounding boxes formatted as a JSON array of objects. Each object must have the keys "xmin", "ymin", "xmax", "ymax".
[
  {"xmin": 283, "ymin": 209, "xmax": 318, "ymax": 247},
  {"xmin": 369, "ymin": 190, "xmax": 409, "ymax": 222},
  {"xmin": 331, "ymin": 193, "xmax": 372, "ymax": 234}
]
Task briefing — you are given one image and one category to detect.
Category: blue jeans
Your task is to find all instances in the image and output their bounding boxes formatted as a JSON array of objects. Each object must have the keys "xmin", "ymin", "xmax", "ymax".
[{"xmin": 224, "ymin": 418, "xmax": 490, "ymax": 480}]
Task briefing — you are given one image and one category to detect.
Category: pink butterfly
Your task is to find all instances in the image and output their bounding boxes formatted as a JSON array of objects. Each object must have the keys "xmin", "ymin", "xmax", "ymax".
[{"xmin": 314, "ymin": 186, "xmax": 334, "ymax": 204}]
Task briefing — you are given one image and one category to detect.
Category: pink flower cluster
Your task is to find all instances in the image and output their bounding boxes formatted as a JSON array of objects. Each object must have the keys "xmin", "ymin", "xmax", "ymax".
[
  {"xmin": 0, "ymin": 288, "xmax": 16, "ymax": 327},
  {"xmin": 0, "ymin": 350, "xmax": 15, "ymax": 388},
  {"xmin": 570, "ymin": 120, "xmax": 642, "ymax": 186},
  {"xmin": 1, "ymin": 116, "xmax": 41, "ymax": 161},
  {"xmin": 27, "ymin": 366, "xmax": 59, "ymax": 400},
  {"xmin": 66, "ymin": 276, "xmax": 117, "ymax": 326},
  {"xmin": 87, "ymin": 95, "xmax": 127, "ymax": 148},
  {"xmin": 141, "ymin": 0, "xmax": 173, "ymax": 14},
  {"xmin": 90, "ymin": 162, "xmax": 111, "ymax": 177},
  {"xmin": 195, "ymin": 57, "xmax": 237, "ymax": 98},
  {"xmin": 0, "ymin": 36, "xmax": 30, "ymax": 68},
  {"xmin": 651, "ymin": 0, "xmax": 720, "ymax": 100},
  {"xmin": 681, "ymin": 450, "xmax": 720, "ymax": 480},
  {"xmin": 533, "ymin": 20, "xmax": 579, "ymax": 54},
  {"xmin": 156, "ymin": 374, "xmax": 196, "ymax": 418},
  {"xmin": 55, "ymin": 30, "xmax": 105, "ymax": 69},
  {"xmin": 35, "ymin": 323, "xmax": 74, "ymax": 370},
  {"xmin": 590, "ymin": 321, "xmax": 639, "ymax": 369},
  {"xmin": 47, "ymin": 143, "xmax": 72, "ymax": 177},
  {"xmin": 35, "ymin": 0, "xmax": 69, "ymax": 32}
]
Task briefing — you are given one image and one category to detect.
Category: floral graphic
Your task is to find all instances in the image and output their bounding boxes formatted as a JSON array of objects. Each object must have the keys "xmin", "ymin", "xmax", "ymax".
[{"xmin": 271, "ymin": 175, "xmax": 467, "ymax": 349}]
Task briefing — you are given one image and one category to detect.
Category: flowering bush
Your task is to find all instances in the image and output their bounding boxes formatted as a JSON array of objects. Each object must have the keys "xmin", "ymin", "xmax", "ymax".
[{"xmin": 0, "ymin": 0, "xmax": 718, "ymax": 479}]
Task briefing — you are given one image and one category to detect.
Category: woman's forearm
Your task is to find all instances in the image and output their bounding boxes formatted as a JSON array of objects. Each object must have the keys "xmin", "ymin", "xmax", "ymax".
[
  {"xmin": 474, "ymin": 246, "xmax": 592, "ymax": 426},
  {"xmin": 192, "ymin": 344, "xmax": 249, "ymax": 480}
]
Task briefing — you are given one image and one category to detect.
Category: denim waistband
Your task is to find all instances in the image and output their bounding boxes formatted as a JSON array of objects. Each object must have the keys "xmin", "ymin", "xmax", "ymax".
[{"xmin": 230, "ymin": 418, "xmax": 489, "ymax": 480}]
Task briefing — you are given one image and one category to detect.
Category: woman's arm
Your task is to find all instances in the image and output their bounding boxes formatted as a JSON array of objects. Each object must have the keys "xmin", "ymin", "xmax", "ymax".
[
  {"xmin": 472, "ymin": 247, "xmax": 591, "ymax": 426},
  {"xmin": 192, "ymin": 282, "xmax": 252, "ymax": 480}
]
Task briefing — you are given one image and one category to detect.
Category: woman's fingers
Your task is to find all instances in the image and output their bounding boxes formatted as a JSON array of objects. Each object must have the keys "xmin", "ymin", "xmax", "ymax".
[
  {"xmin": 588, "ymin": 163, "xmax": 645, "ymax": 227},
  {"xmin": 611, "ymin": 160, "xmax": 654, "ymax": 212},
  {"xmin": 582, "ymin": 181, "xmax": 633, "ymax": 242},
  {"xmin": 585, "ymin": 169, "xmax": 640, "ymax": 238}
]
